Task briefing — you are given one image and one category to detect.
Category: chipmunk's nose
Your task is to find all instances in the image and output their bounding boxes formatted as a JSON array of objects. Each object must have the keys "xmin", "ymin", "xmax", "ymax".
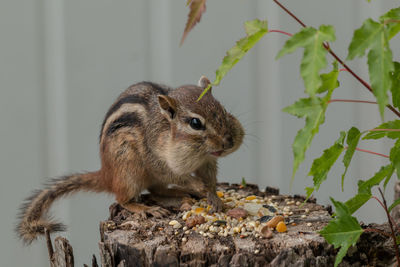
[{"xmin": 222, "ymin": 135, "xmax": 234, "ymax": 150}]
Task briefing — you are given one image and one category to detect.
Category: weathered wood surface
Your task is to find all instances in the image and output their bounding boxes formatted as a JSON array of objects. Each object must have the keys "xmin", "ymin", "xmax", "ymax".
[
  {"xmin": 50, "ymin": 237, "xmax": 74, "ymax": 267},
  {"xmin": 96, "ymin": 183, "xmax": 397, "ymax": 267}
]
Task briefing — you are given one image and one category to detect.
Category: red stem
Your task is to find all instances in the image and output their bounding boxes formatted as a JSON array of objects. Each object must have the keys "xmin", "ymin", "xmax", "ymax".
[
  {"xmin": 371, "ymin": 195, "xmax": 400, "ymax": 233},
  {"xmin": 329, "ymin": 99, "xmax": 377, "ymax": 105},
  {"xmin": 339, "ymin": 68, "xmax": 349, "ymax": 72},
  {"xmin": 272, "ymin": 0, "xmax": 400, "ymax": 119},
  {"xmin": 351, "ymin": 147, "xmax": 389, "ymax": 158},
  {"xmin": 364, "ymin": 228, "xmax": 392, "ymax": 238},
  {"xmin": 269, "ymin": 29, "xmax": 293, "ymax": 37},
  {"xmin": 377, "ymin": 188, "xmax": 400, "ymax": 266},
  {"xmin": 369, "ymin": 129, "xmax": 400, "ymax": 132}
]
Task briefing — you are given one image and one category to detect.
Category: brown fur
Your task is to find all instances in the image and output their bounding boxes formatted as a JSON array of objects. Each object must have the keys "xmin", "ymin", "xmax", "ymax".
[{"xmin": 17, "ymin": 78, "xmax": 244, "ymax": 244}]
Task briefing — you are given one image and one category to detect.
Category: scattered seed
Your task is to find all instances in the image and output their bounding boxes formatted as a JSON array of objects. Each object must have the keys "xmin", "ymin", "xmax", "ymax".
[
  {"xmin": 266, "ymin": 215, "xmax": 284, "ymax": 228},
  {"xmin": 260, "ymin": 225, "xmax": 273, "ymax": 239},
  {"xmin": 213, "ymin": 220, "xmax": 227, "ymax": 226},
  {"xmin": 186, "ymin": 215, "xmax": 206, "ymax": 228},
  {"xmin": 169, "ymin": 220, "xmax": 179, "ymax": 226},
  {"xmin": 259, "ymin": 215, "xmax": 273, "ymax": 223},
  {"xmin": 216, "ymin": 191, "xmax": 224, "ymax": 198},
  {"xmin": 276, "ymin": 221, "xmax": 287, "ymax": 233},
  {"xmin": 263, "ymin": 205, "xmax": 277, "ymax": 213},
  {"xmin": 227, "ymin": 207, "xmax": 248, "ymax": 219},
  {"xmin": 245, "ymin": 195, "xmax": 257, "ymax": 201}
]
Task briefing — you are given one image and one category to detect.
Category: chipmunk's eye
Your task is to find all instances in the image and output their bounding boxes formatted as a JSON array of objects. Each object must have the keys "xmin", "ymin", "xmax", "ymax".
[{"xmin": 189, "ymin": 118, "xmax": 203, "ymax": 130}]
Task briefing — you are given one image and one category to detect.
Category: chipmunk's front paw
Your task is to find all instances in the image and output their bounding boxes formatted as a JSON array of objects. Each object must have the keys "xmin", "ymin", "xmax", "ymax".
[
  {"xmin": 123, "ymin": 203, "xmax": 170, "ymax": 219},
  {"xmin": 207, "ymin": 192, "xmax": 224, "ymax": 213}
]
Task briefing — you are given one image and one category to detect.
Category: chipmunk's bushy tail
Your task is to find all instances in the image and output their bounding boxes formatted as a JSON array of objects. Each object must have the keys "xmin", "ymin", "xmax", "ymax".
[{"xmin": 16, "ymin": 172, "xmax": 102, "ymax": 244}]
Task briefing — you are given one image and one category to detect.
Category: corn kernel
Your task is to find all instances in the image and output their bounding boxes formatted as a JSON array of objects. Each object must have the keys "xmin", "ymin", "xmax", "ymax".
[
  {"xmin": 276, "ymin": 221, "xmax": 287, "ymax": 233},
  {"xmin": 216, "ymin": 191, "xmax": 224, "ymax": 198},
  {"xmin": 194, "ymin": 207, "xmax": 204, "ymax": 213},
  {"xmin": 245, "ymin": 195, "xmax": 257, "ymax": 201}
]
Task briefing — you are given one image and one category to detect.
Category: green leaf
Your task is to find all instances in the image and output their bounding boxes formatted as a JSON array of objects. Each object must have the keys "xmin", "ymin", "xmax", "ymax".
[
  {"xmin": 380, "ymin": 7, "xmax": 400, "ymax": 40},
  {"xmin": 241, "ymin": 177, "xmax": 247, "ymax": 187},
  {"xmin": 308, "ymin": 132, "xmax": 345, "ymax": 192},
  {"xmin": 347, "ymin": 19, "xmax": 383, "ymax": 60},
  {"xmin": 320, "ymin": 198, "xmax": 363, "ymax": 267},
  {"xmin": 283, "ymin": 97, "xmax": 327, "ymax": 178},
  {"xmin": 363, "ymin": 120, "xmax": 400, "ymax": 140},
  {"xmin": 345, "ymin": 164, "xmax": 393, "ymax": 214},
  {"xmin": 391, "ymin": 62, "xmax": 400, "ymax": 109},
  {"xmin": 317, "ymin": 62, "xmax": 340, "ymax": 94},
  {"xmin": 390, "ymin": 139, "xmax": 400, "ymax": 179},
  {"xmin": 342, "ymin": 127, "xmax": 362, "ymax": 190},
  {"xmin": 347, "ymin": 18, "xmax": 394, "ymax": 118},
  {"xmin": 389, "ymin": 197, "xmax": 400, "ymax": 213},
  {"xmin": 383, "ymin": 165, "xmax": 395, "ymax": 192},
  {"xmin": 198, "ymin": 19, "xmax": 268, "ymax": 99},
  {"xmin": 367, "ymin": 34, "xmax": 394, "ymax": 118},
  {"xmin": 277, "ymin": 25, "xmax": 336, "ymax": 97},
  {"xmin": 305, "ymin": 186, "xmax": 315, "ymax": 200}
]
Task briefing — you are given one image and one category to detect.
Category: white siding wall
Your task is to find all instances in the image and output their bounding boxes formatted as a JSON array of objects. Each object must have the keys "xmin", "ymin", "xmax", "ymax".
[{"xmin": 1, "ymin": 0, "xmax": 399, "ymax": 265}]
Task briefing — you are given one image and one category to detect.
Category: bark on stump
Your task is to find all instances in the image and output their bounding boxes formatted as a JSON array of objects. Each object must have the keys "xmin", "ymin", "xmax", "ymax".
[{"xmin": 94, "ymin": 183, "xmax": 397, "ymax": 267}]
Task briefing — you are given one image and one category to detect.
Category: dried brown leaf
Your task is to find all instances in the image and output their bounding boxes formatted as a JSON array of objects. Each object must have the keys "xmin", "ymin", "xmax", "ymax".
[{"xmin": 181, "ymin": 0, "xmax": 207, "ymax": 45}]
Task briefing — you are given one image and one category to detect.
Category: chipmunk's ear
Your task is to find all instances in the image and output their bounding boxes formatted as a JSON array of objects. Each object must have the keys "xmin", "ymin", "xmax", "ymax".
[
  {"xmin": 158, "ymin": 95, "xmax": 177, "ymax": 119},
  {"xmin": 198, "ymin": 75, "xmax": 212, "ymax": 93}
]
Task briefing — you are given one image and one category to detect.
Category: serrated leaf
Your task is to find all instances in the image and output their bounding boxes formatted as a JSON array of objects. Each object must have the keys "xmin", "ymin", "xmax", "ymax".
[
  {"xmin": 213, "ymin": 19, "xmax": 268, "ymax": 86},
  {"xmin": 198, "ymin": 19, "xmax": 268, "ymax": 99},
  {"xmin": 308, "ymin": 132, "xmax": 345, "ymax": 192},
  {"xmin": 277, "ymin": 25, "xmax": 336, "ymax": 97},
  {"xmin": 363, "ymin": 120, "xmax": 400, "ymax": 140},
  {"xmin": 389, "ymin": 197, "xmax": 400, "ymax": 213},
  {"xmin": 383, "ymin": 165, "xmax": 395, "ymax": 192},
  {"xmin": 345, "ymin": 164, "xmax": 393, "ymax": 214},
  {"xmin": 390, "ymin": 139, "xmax": 400, "ymax": 179},
  {"xmin": 342, "ymin": 127, "xmax": 362, "ymax": 190},
  {"xmin": 317, "ymin": 62, "xmax": 340, "ymax": 94},
  {"xmin": 283, "ymin": 98, "xmax": 322, "ymax": 118},
  {"xmin": 391, "ymin": 62, "xmax": 400, "ymax": 109},
  {"xmin": 367, "ymin": 35, "xmax": 394, "ymax": 118},
  {"xmin": 347, "ymin": 18, "xmax": 394, "ymax": 118},
  {"xmin": 320, "ymin": 198, "xmax": 363, "ymax": 267},
  {"xmin": 305, "ymin": 186, "xmax": 315, "ymax": 200},
  {"xmin": 181, "ymin": 0, "xmax": 207, "ymax": 45},
  {"xmin": 380, "ymin": 7, "xmax": 400, "ymax": 40},
  {"xmin": 347, "ymin": 19, "xmax": 383, "ymax": 60},
  {"xmin": 283, "ymin": 97, "xmax": 328, "ymax": 178}
]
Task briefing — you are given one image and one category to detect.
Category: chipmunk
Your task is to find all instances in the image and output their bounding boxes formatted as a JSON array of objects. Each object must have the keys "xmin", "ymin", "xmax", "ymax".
[{"xmin": 16, "ymin": 76, "xmax": 244, "ymax": 244}]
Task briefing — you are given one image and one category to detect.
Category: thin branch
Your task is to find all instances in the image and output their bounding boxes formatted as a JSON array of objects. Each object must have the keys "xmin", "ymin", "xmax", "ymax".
[
  {"xmin": 345, "ymin": 146, "xmax": 389, "ymax": 158},
  {"xmin": 272, "ymin": 0, "xmax": 306, "ymax": 27},
  {"xmin": 363, "ymin": 228, "xmax": 392, "ymax": 238},
  {"xmin": 272, "ymin": 0, "xmax": 400, "ymax": 119},
  {"xmin": 368, "ymin": 129, "xmax": 400, "ymax": 132},
  {"xmin": 269, "ymin": 29, "xmax": 293, "ymax": 37},
  {"xmin": 378, "ymin": 188, "xmax": 400, "ymax": 266},
  {"xmin": 329, "ymin": 99, "xmax": 377, "ymax": 105}
]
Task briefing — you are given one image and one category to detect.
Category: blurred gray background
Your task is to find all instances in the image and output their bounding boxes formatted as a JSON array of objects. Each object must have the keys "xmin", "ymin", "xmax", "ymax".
[{"xmin": 1, "ymin": 0, "xmax": 400, "ymax": 266}]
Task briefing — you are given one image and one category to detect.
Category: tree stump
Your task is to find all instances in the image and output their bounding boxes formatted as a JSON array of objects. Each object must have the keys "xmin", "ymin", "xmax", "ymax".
[{"xmin": 94, "ymin": 183, "xmax": 397, "ymax": 267}]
